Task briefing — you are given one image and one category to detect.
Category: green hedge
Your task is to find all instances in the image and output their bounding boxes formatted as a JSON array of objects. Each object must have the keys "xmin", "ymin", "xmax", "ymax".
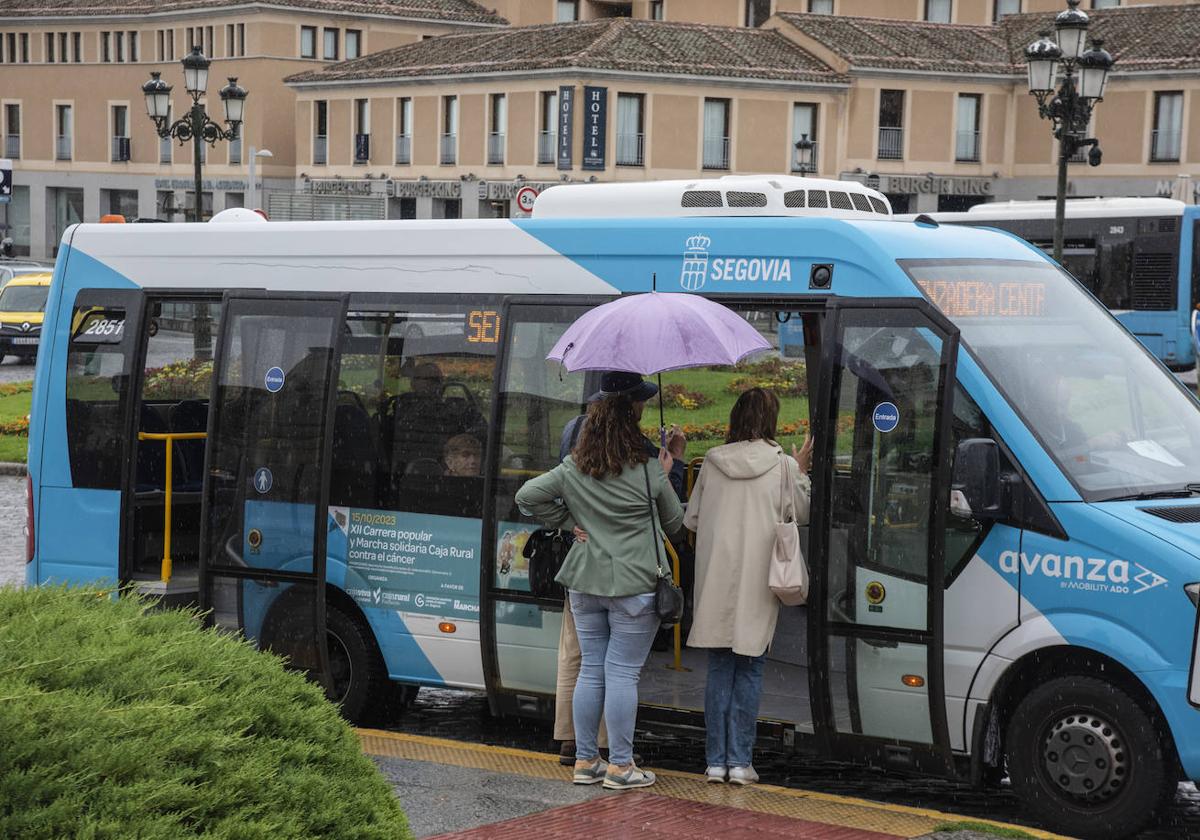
[{"xmin": 0, "ymin": 586, "xmax": 410, "ymax": 839}]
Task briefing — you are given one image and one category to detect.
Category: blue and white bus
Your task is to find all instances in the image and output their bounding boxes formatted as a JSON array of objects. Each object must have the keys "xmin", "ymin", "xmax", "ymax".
[
  {"xmin": 904, "ymin": 198, "xmax": 1200, "ymax": 370},
  {"xmin": 25, "ymin": 176, "xmax": 1200, "ymax": 838}
]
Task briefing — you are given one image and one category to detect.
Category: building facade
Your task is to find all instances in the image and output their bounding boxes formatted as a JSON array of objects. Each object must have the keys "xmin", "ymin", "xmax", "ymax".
[
  {"xmin": 0, "ymin": 0, "xmax": 504, "ymax": 256},
  {"xmin": 2, "ymin": 0, "xmax": 1198, "ymax": 254}
]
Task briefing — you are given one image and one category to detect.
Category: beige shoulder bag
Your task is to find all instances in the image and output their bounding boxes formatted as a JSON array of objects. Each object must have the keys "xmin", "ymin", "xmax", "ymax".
[{"xmin": 769, "ymin": 454, "xmax": 809, "ymax": 606}]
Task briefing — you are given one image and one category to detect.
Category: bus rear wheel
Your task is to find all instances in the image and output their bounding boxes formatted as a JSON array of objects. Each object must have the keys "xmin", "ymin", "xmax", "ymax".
[
  {"xmin": 325, "ymin": 601, "xmax": 414, "ymax": 726},
  {"xmin": 1006, "ymin": 675, "xmax": 1175, "ymax": 840}
]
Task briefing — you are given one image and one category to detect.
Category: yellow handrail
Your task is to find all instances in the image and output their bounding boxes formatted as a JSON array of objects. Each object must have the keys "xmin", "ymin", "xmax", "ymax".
[{"xmin": 137, "ymin": 431, "xmax": 207, "ymax": 584}]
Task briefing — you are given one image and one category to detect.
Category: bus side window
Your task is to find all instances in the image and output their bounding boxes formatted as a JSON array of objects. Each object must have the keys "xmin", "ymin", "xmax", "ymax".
[{"xmin": 66, "ymin": 306, "xmax": 130, "ymax": 489}]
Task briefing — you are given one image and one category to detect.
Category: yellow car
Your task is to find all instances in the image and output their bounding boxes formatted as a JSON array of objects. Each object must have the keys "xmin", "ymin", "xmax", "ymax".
[{"xmin": 0, "ymin": 272, "xmax": 51, "ymax": 363}]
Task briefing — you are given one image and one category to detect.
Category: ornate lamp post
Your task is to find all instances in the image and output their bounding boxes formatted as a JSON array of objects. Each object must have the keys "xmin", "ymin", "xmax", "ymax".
[
  {"xmin": 1024, "ymin": 0, "xmax": 1114, "ymax": 263},
  {"xmin": 142, "ymin": 47, "xmax": 248, "ymax": 222},
  {"xmin": 794, "ymin": 134, "xmax": 816, "ymax": 177}
]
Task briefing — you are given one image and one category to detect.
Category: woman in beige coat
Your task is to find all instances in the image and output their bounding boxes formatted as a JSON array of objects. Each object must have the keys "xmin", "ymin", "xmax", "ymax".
[{"xmin": 684, "ymin": 387, "xmax": 811, "ymax": 786}]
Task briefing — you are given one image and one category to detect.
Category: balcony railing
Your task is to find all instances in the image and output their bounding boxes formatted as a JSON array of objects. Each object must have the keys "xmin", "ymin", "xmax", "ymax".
[
  {"xmin": 791, "ymin": 140, "xmax": 820, "ymax": 173},
  {"xmin": 159, "ymin": 135, "xmax": 171, "ymax": 164},
  {"xmin": 4, "ymin": 134, "xmax": 19, "ymax": 159},
  {"xmin": 111, "ymin": 136, "xmax": 131, "ymax": 162},
  {"xmin": 55, "ymin": 135, "xmax": 71, "ymax": 161},
  {"xmin": 395, "ymin": 134, "xmax": 411, "ymax": 165},
  {"xmin": 487, "ymin": 131, "xmax": 505, "ymax": 165},
  {"xmin": 313, "ymin": 135, "xmax": 327, "ymax": 165},
  {"xmin": 440, "ymin": 132, "xmax": 456, "ymax": 165},
  {"xmin": 1151, "ymin": 129, "xmax": 1182, "ymax": 163},
  {"xmin": 616, "ymin": 132, "xmax": 644, "ymax": 166},
  {"xmin": 955, "ymin": 130, "xmax": 980, "ymax": 162},
  {"xmin": 702, "ymin": 136, "xmax": 729, "ymax": 170},
  {"xmin": 354, "ymin": 133, "xmax": 370, "ymax": 164},
  {"xmin": 878, "ymin": 127, "xmax": 903, "ymax": 160},
  {"xmin": 538, "ymin": 130, "xmax": 556, "ymax": 164}
]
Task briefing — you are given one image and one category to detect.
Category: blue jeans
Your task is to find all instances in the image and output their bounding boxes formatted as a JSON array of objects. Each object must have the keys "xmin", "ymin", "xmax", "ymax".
[
  {"xmin": 569, "ymin": 590, "xmax": 659, "ymax": 767},
  {"xmin": 704, "ymin": 648, "xmax": 766, "ymax": 768}
]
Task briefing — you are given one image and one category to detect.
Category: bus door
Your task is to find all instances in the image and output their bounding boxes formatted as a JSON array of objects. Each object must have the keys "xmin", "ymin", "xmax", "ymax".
[
  {"xmin": 809, "ymin": 298, "xmax": 958, "ymax": 775},
  {"xmin": 482, "ymin": 298, "xmax": 605, "ymax": 717},
  {"xmin": 199, "ymin": 292, "xmax": 347, "ymax": 691}
]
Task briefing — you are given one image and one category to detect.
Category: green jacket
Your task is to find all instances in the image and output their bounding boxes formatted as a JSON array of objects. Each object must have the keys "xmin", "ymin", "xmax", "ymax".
[{"xmin": 515, "ymin": 456, "xmax": 685, "ymax": 598}]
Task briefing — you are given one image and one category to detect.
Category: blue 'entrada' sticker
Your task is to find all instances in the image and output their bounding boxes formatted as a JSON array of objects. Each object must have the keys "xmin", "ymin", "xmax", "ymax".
[
  {"xmin": 265, "ymin": 367, "xmax": 285, "ymax": 393},
  {"xmin": 873, "ymin": 402, "xmax": 899, "ymax": 433}
]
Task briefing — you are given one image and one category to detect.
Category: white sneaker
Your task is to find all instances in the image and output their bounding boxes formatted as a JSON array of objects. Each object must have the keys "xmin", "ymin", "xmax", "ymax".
[
  {"xmin": 705, "ymin": 765, "xmax": 727, "ymax": 784},
  {"xmin": 728, "ymin": 765, "xmax": 759, "ymax": 786}
]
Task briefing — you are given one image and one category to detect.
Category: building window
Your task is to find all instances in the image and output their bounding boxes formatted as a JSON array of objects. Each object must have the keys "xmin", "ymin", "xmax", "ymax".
[
  {"xmin": 129, "ymin": 31, "xmax": 138, "ymax": 62},
  {"xmin": 19, "ymin": 33, "xmax": 28, "ymax": 62},
  {"xmin": 55, "ymin": 103, "xmax": 72, "ymax": 161},
  {"xmin": 616, "ymin": 93, "xmax": 644, "ymax": 166},
  {"xmin": 345, "ymin": 29, "xmax": 361, "ymax": 59},
  {"xmin": 44, "ymin": 32, "xmax": 55, "ymax": 63},
  {"xmin": 323, "ymin": 28, "xmax": 338, "ymax": 60},
  {"xmin": 115, "ymin": 31, "xmax": 125, "ymax": 62},
  {"xmin": 1151, "ymin": 91, "xmax": 1183, "ymax": 162},
  {"xmin": 650, "ymin": 0, "xmax": 664, "ymax": 19},
  {"xmin": 488, "ymin": 93, "xmax": 506, "ymax": 165},
  {"xmin": 300, "ymin": 26, "xmax": 315, "ymax": 58},
  {"xmin": 396, "ymin": 97, "xmax": 412, "ymax": 164},
  {"xmin": 745, "ymin": 0, "xmax": 771, "ymax": 27},
  {"xmin": 71, "ymin": 31, "xmax": 80, "ymax": 62},
  {"xmin": 538, "ymin": 91, "xmax": 557, "ymax": 165},
  {"xmin": 441, "ymin": 95, "xmax": 457, "ymax": 165},
  {"xmin": 237, "ymin": 23, "xmax": 245, "ymax": 56},
  {"xmin": 993, "ymin": 0, "xmax": 1020, "ymax": 19},
  {"xmin": 925, "ymin": 0, "xmax": 951, "ymax": 22},
  {"xmin": 556, "ymin": 1, "xmax": 579, "ymax": 21},
  {"xmin": 703, "ymin": 98, "xmax": 730, "ymax": 170},
  {"xmin": 878, "ymin": 89, "xmax": 904, "ymax": 160},
  {"xmin": 809, "ymin": 0, "xmax": 833, "ymax": 12},
  {"xmin": 313, "ymin": 99, "xmax": 327, "ymax": 164},
  {"xmin": 955, "ymin": 94, "xmax": 981, "ymax": 162},
  {"xmin": 354, "ymin": 98, "xmax": 370, "ymax": 163},
  {"xmin": 101, "ymin": 31, "xmax": 111, "ymax": 62},
  {"xmin": 205, "ymin": 26, "xmax": 213, "ymax": 55},
  {"xmin": 4, "ymin": 104, "xmax": 20, "ymax": 159},
  {"xmin": 1091, "ymin": 0, "xmax": 1119, "ymax": 7},
  {"xmin": 792, "ymin": 103, "xmax": 818, "ymax": 172},
  {"xmin": 225, "ymin": 24, "xmax": 235, "ymax": 57},
  {"xmin": 111, "ymin": 104, "xmax": 130, "ymax": 162}
]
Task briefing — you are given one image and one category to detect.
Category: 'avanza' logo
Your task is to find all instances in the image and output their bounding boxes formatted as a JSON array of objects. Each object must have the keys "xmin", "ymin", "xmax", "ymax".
[
  {"xmin": 679, "ymin": 233, "xmax": 794, "ymax": 292},
  {"xmin": 998, "ymin": 550, "xmax": 1168, "ymax": 595}
]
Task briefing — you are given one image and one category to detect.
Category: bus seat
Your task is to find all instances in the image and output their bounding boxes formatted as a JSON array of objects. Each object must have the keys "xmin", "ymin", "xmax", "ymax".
[
  {"xmin": 404, "ymin": 457, "xmax": 443, "ymax": 476},
  {"xmin": 170, "ymin": 399, "xmax": 208, "ymax": 492},
  {"xmin": 330, "ymin": 400, "xmax": 378, "ymax": 507}
]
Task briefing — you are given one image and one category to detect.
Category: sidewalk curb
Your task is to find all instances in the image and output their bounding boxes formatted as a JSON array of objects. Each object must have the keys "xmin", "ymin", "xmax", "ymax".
[{"xmin": 0, "ymin": 462, "xmax": 26, "ymax": 476}]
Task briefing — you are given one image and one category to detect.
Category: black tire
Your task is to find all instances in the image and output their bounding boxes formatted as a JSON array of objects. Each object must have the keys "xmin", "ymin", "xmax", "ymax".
[
  {"xmin": 1006, "ymin": 675, "xmax": 1176, "ymax": 840},
  {"xmin": 324, "ymin": 600, "xmax": 414, "ymax": 726}
]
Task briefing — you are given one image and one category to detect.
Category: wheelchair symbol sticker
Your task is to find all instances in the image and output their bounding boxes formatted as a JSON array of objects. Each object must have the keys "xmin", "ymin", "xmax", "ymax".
[
  {"xmin": 872, "ymin": 402, "xmax": 899, "ymax": 433},
  {"xmin": 265, "ymin": 367, "xmax": 285, "ymax": 393},
  {"xmin": 254, "ymin": 467, "xmax": 273, "ymax": 494}
]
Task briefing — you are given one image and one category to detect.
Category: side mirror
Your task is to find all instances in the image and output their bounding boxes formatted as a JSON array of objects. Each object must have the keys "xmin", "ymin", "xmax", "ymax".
[{"xmin": 950, "ymin": 438, "xmax": 1006, "ymax": 520}]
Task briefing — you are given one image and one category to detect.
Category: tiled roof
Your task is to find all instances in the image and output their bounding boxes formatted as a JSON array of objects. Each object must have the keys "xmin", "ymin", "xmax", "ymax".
[
  {"xmin": 0, "ymin": 0, "xmax": 507, "ymax": 24},
  {"xmin": 285, "ymin": 17, "xmax": 848, "ymax": 85},
  {"xmin": 778, "ymin": 4, "xmax": 1200, "ymax": 76}
]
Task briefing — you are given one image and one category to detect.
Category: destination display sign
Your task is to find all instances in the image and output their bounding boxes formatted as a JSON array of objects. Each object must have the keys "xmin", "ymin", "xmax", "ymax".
[{"xmin": 916, "ymin": 277, "xmax": 1046, "ymax": 318}]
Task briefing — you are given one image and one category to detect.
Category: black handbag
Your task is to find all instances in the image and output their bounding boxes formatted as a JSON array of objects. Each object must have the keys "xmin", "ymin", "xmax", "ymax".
[
  {"xmin": 521, "ymin": 528, "xmax": 574, "ymax": 599},
  {"xmin": 643, "ymin": 463, "xmax": 684, "ymax": 627}
]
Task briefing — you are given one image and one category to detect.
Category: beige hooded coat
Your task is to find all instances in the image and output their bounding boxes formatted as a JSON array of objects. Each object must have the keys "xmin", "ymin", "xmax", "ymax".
[{"xmin": 684, "ymin": 439, "xmax": 811, "ymax": 658}]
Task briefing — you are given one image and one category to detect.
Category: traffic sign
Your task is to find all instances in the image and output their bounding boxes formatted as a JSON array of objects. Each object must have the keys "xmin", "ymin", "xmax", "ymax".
[
  {"xmin": 515, "ymin": 186, "xmax": 539, "ymax": 214},
  {"xmin": 0, "ymin": 159, "xmax": 11, "ymax": 204}
]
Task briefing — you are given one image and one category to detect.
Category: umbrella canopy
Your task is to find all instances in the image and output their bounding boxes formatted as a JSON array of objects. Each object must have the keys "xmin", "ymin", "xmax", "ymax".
[{"xmin": 547, "ymin": 292, "xmax": 771, "ymax": 374}]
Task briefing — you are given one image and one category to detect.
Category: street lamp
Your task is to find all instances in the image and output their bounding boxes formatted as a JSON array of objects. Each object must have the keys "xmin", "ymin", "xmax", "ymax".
[
  {"xmin": 143, "ymin": 48, "xmax": 248, "ymax": 222},
  {"xmin": 1024, "ymin": 0, "xmax": 1114, "ymax": 263},
  {"xmin": 247, "ymin": 147, "xmax": 273, "ymax": 212},
  {"xmin": 794, "ymin": 134, "xmax": 816, "ymax": 177}
]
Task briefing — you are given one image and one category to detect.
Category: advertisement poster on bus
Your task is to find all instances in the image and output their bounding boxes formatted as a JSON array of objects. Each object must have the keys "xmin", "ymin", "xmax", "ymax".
[{"xmin": 328, "ymin": 506, "xmax": 481, "ymax": 621}]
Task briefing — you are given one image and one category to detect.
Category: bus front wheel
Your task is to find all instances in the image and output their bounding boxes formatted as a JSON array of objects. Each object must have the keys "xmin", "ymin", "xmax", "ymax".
[
  {"xmin": 325, "ymin": 601, "xmax": 415, "ymax": 725},
  {"xmin": 1006, "ymin": 675, "xmax": 1175, "ymax": 839}
]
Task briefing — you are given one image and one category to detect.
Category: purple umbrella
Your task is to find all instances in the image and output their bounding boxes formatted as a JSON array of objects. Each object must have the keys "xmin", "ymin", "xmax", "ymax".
[{"xmin": 547, "ymin": 292, "xmax": 772, "ymax": 438}]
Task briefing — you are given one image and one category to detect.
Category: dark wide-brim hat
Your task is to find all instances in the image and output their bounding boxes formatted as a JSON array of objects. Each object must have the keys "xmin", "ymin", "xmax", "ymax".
[{"xmin": 588, "ymin": 370, "xmax": 659, "ymax": 403}]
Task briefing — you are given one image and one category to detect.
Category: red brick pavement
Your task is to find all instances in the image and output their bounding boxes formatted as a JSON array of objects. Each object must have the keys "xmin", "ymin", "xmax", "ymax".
[{"xmin": 426, "ymin": 792, "xmax": 905, "ymax": 840}]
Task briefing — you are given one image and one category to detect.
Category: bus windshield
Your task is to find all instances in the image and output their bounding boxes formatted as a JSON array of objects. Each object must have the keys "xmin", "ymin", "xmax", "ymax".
[
  {"xmin": 0, "ymin": 285, "xmax": 48, "ymax": 313},
  {"xmin": 905, "ymin": 258, "xmax": 1200, "ymax": 502}
]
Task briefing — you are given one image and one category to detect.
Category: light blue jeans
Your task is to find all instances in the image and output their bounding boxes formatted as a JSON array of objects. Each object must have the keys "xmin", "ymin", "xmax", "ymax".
[
  {"xmin": 705, "ymin": 648, "xmax": 766, "ymax": 768},
  {"xmin": 569, "ymin": 589, "xmax": 659, "ymax": 767}
]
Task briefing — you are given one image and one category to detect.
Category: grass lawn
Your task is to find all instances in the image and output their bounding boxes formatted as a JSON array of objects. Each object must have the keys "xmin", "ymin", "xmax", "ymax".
[{"xmin": 0, "ymin": 385, "xmax": 31, "ymax": 463}]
